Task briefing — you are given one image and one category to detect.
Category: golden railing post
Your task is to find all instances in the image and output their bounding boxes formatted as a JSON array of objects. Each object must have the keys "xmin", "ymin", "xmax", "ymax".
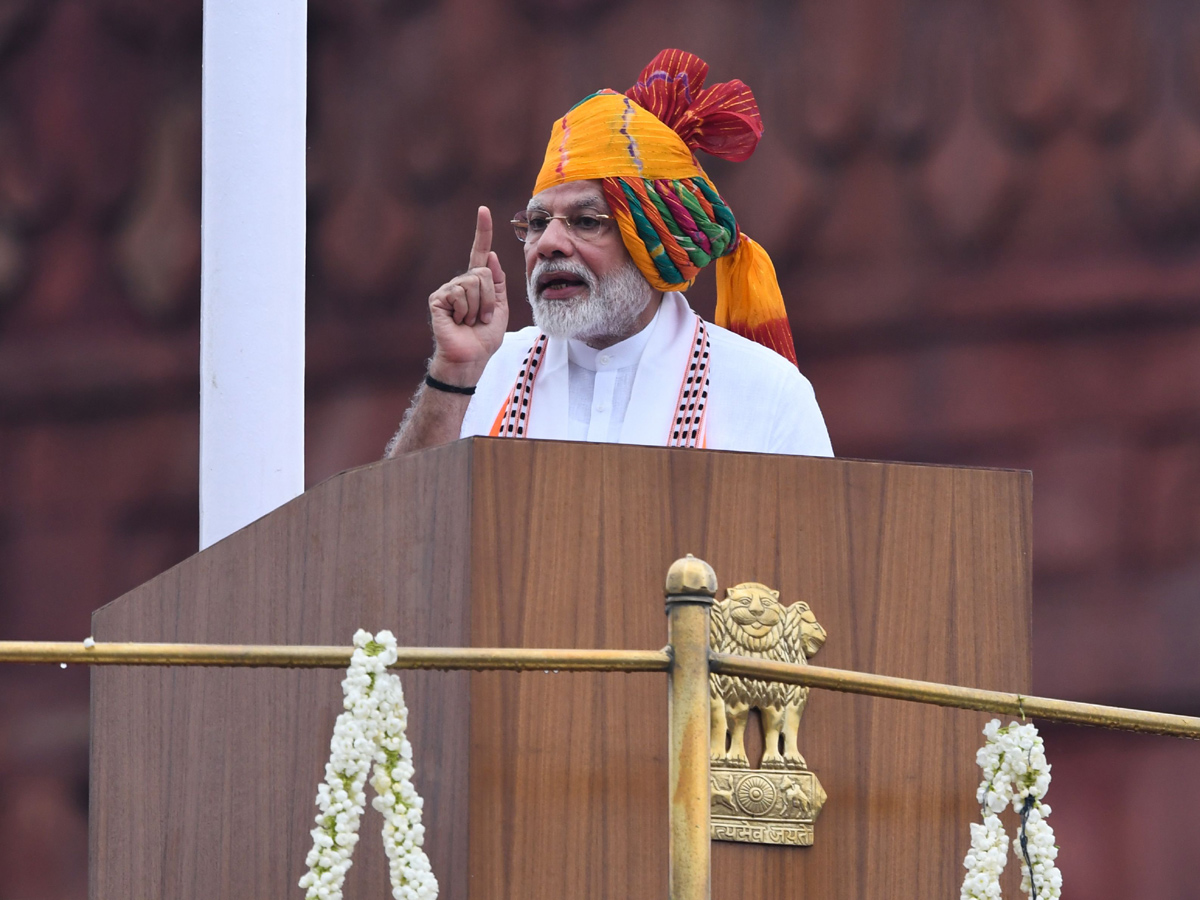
[{"xmin": 665, "ymin": 554, "xmax": 717, "ymax": 900}]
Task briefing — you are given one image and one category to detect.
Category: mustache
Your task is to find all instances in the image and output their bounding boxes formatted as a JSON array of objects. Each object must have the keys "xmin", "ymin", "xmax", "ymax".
[{"xmin": 528, "ymin": 259, "xmax": 598, "ymax": 295}]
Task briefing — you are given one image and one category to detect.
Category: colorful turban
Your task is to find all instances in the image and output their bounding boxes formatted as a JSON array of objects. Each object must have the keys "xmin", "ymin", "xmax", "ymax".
[{"xmin": 533, "ymin": 49, "xmax": 797, "ymax": 366}]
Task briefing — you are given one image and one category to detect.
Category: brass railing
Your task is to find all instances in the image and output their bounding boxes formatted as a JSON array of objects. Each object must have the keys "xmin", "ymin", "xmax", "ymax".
[
  {"xmin": 0, "ymin": 641, "xmax": 672, "ymax": 671},
  {"xmin": 2, "ymin": 554, "xmax": 1199, "ymax": 900}
]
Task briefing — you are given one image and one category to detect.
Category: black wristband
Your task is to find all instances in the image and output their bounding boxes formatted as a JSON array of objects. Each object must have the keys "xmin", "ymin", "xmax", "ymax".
[{"xmin": 425, "ymin": 373, "xmax": 476, "ymax": 395}]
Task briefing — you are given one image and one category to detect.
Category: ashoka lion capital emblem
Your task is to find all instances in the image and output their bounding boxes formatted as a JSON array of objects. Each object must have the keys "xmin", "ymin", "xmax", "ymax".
[{"xmin": 709, "ymin": 582, "xmax": 828, "ymax": 847}]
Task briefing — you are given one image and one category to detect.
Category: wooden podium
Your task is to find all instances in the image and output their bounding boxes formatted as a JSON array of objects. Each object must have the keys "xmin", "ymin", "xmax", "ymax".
[{"xmin": 90, "ymin": 438, "xmax": 1030, "ymax": 899}]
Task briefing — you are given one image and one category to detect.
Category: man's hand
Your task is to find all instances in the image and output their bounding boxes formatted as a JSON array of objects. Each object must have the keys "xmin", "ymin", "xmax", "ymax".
[
  {"xmin": 385, "ymin": 207, "xmax": 512, "ymax": 457},
  {"xmin": 427, "ymin": 206, "xmax": 510, "ymax": 387}
]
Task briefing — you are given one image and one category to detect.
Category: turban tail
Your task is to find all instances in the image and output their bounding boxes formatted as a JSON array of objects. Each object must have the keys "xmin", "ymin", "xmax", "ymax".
[{"xmin": 532, "ymin": 49, "xmax": 798, "ymax": 367}]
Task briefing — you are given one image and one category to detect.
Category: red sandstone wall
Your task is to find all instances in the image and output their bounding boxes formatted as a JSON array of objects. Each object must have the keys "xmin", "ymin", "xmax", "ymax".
[{"xmin": 0, "ymin": 1, "xmax": 1198, "ymax": 897}]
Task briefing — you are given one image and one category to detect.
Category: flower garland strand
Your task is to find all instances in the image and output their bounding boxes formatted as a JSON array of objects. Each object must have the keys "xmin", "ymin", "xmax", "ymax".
[
  {"xmin": 299, "ymin": 630, "xmax": 438, "ymax": 900},
  {"xmin": 370, "ymin": 663, "xmax": 438, "ymax": 899},
  {"xmin": 961, "ymin": 719, "xmax": 1062, "ymax": 900}
]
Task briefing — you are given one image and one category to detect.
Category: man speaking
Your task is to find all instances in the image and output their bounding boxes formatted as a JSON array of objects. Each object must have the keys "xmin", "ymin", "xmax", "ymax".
[{"xmin": 386, "ymin": 49, "xmax": 832, "ymax": 458}]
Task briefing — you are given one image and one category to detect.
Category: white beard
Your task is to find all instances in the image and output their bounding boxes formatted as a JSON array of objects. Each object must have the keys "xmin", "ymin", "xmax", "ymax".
[{"xmin": 527, "ymin": 258, "xmax": 654, "ymax": 344}]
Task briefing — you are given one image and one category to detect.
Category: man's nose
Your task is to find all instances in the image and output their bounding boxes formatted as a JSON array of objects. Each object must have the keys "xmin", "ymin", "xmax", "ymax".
[{"xmin": 536, "ymin": 218, "xmax": 576, "ymax": 257}]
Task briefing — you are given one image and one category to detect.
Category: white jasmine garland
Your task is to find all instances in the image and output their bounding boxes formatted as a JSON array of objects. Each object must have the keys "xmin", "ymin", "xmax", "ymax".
[
  {"xmin": 961, "ymin": 719, "xmax": 1062, "ymax": 900},
  {"xmin": 370, "ymin": 666, "xmax": 438, "ymax": 900},
  {"xmin": 299, "ymin": 630, "xmax": 438, "ymax": 900}
]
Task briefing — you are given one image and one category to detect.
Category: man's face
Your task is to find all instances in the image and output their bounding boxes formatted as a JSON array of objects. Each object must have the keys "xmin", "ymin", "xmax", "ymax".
[
  {"xmin": 523, "ymin": 180, "xmax": 628, "ymax": 288},
  {"xmin": 523, "ymin": 180, "xmax": 656, "ymax": 344}
]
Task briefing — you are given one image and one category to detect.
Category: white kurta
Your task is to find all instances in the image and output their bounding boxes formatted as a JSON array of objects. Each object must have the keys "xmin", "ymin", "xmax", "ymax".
[{"xmin": 460, "ymin": 292, "xmax": 833, "ymax": 456}]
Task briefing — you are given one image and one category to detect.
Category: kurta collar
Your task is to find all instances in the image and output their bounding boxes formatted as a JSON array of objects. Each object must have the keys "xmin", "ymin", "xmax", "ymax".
[
  {"xmin": 566, "ymin": 303, "xmax": 659, "ymax": 372},
  {"xmin": 525, "ymin": 292, "xmax": 697, "ymax": 444}
]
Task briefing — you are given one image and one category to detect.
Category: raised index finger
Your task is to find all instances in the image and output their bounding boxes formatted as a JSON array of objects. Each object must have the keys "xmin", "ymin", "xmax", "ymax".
[{"xmin": 468, "ymin": 206, "xmax": 493, "ymax": 270}]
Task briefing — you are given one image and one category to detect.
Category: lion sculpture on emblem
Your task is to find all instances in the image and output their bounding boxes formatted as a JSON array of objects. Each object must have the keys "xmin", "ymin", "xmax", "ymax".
[{"xmin": 709, "ymin": 582, "xmax": 827, "ymax": 769}]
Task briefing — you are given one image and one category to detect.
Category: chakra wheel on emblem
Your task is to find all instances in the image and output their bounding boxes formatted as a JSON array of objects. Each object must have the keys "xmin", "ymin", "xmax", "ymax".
[{"xmin": 736, "ymin": 775, "xmax": 777, "ymax": 815}]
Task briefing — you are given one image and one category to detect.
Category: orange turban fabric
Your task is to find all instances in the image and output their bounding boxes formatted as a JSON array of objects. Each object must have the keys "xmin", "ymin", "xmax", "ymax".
[{"xmin": 532, "ymin": 49, "xmax": 797, "ymax": 366}]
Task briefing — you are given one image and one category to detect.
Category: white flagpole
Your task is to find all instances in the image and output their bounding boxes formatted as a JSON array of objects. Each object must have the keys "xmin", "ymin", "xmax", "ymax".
[{"xmin": 199, "ymin": 0, "xmax": 307, "ymax": 549}]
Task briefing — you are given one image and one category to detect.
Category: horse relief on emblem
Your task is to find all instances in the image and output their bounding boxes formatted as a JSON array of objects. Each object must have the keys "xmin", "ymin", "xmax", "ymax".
[{"xmin": 709, "ymin": 582, "xmax": 828, "ymax": 846}]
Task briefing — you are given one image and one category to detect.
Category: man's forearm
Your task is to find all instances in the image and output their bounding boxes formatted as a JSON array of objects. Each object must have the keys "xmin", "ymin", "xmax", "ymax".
[{"xmin": 384, "ymin": 382, "xmax": 473, "ymax": 457}]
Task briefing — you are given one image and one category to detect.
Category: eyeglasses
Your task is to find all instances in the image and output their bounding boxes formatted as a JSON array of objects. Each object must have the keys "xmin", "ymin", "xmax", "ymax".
[{"xmin": 511, "ymin": 210, "xmax": 615, "ymax": 243}]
